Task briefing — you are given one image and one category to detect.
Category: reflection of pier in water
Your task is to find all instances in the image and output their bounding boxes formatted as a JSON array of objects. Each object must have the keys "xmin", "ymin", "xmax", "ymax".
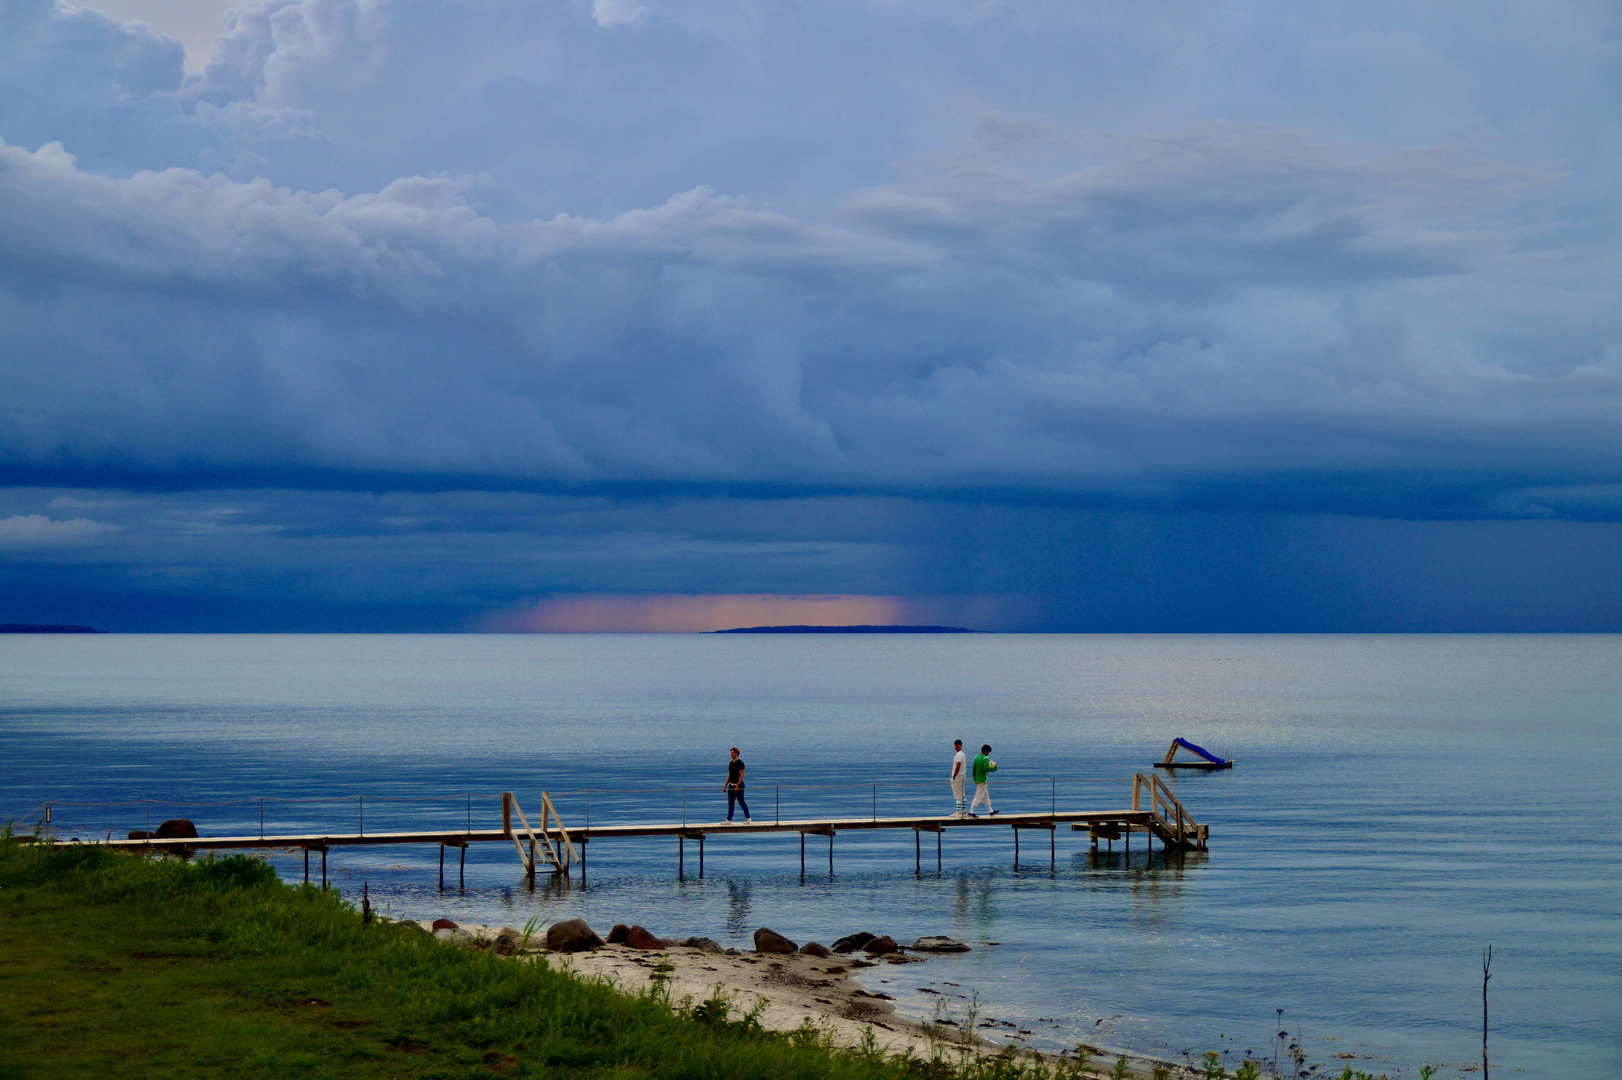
[{"xmin": 29, "ymin": 773, "xmax": 1207, "ymax": 888}]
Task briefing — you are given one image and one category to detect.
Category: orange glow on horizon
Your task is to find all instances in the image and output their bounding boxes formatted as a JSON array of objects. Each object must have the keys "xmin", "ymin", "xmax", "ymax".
[{"xmin": 483, "ymin": 593, "xmax": 913, "ymax": 633}]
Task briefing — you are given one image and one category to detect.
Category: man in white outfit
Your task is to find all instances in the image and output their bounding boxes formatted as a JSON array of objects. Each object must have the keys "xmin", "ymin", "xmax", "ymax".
[{"xmin": 950, "ymin": 739, "xmax": 967, "ymax": 817}]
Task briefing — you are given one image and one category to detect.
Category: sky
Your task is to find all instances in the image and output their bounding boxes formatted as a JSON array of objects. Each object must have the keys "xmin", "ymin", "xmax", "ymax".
[{"xmin": 1, "ymin": 0, "xmax": 1619, "ymax": 632}]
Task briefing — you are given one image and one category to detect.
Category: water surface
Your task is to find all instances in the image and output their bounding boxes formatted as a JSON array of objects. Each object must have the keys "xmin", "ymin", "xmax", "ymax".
[{"xmin": 3, "ymin": 634, "xmax": 1617, "ymax": 1078}]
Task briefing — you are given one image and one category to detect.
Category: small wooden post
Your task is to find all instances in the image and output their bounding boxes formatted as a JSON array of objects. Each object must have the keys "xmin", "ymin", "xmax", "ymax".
[
  {"xmin": 459, "ymin": 843, "xmax": 465, "ymax": 888},
  {"xmin": 527, "ymin": 839, "xmax": 536, "ymax": 887},
  {"xmin": 915, "ymin": 829, "xmax": 921, "ymax": 872},
  {"xmin": 304, "ymin": 847, "xmax": 310, "ymax": 884},
  {"xmin": 799, "ymin": 832, "xmax": 805, "ymax": 876},
  {"xmin": 679, "ymin": 835, "xmax": 684, "ymax": 878},
  {"xmin": 698, "ymin": 835, "xmax": 705, "ymax": 878},
  {"xmin": 502, "ymin": 793, "xmax": 512, "ymax": 838},
  {"xmin": 438, "ymin": 844, "xmax": 444, "ymax": 889},
  {"xmin": 321, "ymin": 848, "xmax": 327, "ymax": 889},
  {"xmin": 828, "ymin": 832, "xmax": 834, "ymax": 875},
  {"xmin": 1014, "ymin": 827, "xmax": 1020, "ymax": 867}
]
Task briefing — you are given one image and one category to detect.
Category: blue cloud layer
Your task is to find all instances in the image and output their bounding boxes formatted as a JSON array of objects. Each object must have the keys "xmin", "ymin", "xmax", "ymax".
[{"xmin": 1, "ymin": 0, "xmax": 1619, "ymax": 628}]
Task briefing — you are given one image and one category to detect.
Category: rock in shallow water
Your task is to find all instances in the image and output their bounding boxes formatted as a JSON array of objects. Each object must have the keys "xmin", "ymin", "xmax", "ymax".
[
  {"xmin": 831, "ymin": 932, "xmax": 875, "ymax": 953},
  {"xmin": 910, "ymin": 935, "xmax": 970, "ymax": 952},
  {"xmin": 154, "ymin": 819, "xmax": 199, "ymax": 839},
  {"xmin": 753, "ymin": 927, "xmax": 797, "ymax": 954},
  {"xmin": 862, "ymin": 935, "xmax": 899, "ymax": 956},
  {"xmin": 547, "ymin": 918, "xmax": 605, "ymax": 953},
  {"xmin": 625, "ymin": 925, "xmax": 665, "ymax": 950}
]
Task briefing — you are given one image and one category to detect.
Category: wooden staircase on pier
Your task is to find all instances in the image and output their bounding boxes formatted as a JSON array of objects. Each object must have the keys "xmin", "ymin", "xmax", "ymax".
[
  {"xmin": 1079, "ymin": 772, "xmax": 1208, "ymax": 852},
  {"xmin": 502, "ymin": 792, "xmax": 576, "ymax": 881}
]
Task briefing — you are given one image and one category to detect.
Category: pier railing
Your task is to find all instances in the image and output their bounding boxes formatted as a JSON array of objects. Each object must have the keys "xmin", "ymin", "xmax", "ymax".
[
  {"xmin": 1131, "ymin": 772, "xmax": 1207, "ymax": 851},
  {"xmin": 10, "ymin": 775, "xmax": 1143, "ymax": 848}
]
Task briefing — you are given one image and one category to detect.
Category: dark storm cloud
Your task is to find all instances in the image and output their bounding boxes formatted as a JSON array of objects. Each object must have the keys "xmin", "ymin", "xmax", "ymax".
[
  {"xmin": 2, "ymin": 488, "xmax": 1618, "ymax": 631},
  {"xmin": 1, "ymin": 0, "xmax": 1619, "ymax": 628}
]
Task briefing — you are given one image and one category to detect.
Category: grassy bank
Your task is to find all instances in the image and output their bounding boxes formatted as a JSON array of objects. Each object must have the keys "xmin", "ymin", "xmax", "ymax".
[
  {"xmin": 0, "ymin": 832, "xmax": 1086, "ymax": 1079},
  {"xmin": 3, "ymin": 833, "xmax": 1414, "ymax": 1080}
]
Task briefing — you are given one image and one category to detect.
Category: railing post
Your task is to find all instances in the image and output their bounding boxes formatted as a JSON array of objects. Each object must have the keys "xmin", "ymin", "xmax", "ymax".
[
  {"xmin": 1132, "ymin": 774, "xmax": 1142, "ymax": 811},
  {"xmin": 502, "ymin": 792, "xmax": 512, "ymax": 837}
]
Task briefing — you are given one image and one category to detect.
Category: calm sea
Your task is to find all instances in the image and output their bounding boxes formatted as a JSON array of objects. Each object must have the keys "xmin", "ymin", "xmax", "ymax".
[{"xmin": 2, "ymin": 634, "xmax": 1618, "ymax": 1078}]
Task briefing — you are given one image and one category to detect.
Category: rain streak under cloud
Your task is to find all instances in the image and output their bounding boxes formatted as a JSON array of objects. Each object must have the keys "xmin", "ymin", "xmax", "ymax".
[{"xmin": 0, "ymin": 0, "xmax": 1619, "ymax": 630}]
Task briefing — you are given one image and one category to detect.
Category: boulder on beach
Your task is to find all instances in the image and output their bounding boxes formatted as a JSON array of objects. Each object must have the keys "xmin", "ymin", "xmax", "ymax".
[
  {"xmin": 493, "ymin": 927, "xmax": 522, "ymax": 957},
  {"xmin": 607, "ymin": 923, "xmax": 631, "ymax": 945},
  {"xmin": 832, "ymin": 932, "xmax": 875, "ymax": 953},
  {"xmin": 154, "ymin": 819, "xmax": 199, "ymax": 839},
  {"xmin": 911, "ymin": 936, "xmax": 971, "ymax": 952},
  {"xmin": 625, "ymin": 925, "xmax": 664, "ymax": 950},
  {"xmin": 862, "ymin": 935, "xmax": 899, "ymax": 956},
  {"xmin": 753, "ymin": 927, "xmax": 797, "ymax": 954},
  {"xmin": 683, "ymin": 936, "xmax": 724, "ymax": 953},
  {"xmin": 547, "ymin": 918, "xmax": 605, "ymax": 953},
  {"xmin": 431, "ymin": 918, "xmax": 459, "ymax": 931},
  {"xmin": 799, "ymin": 941, "xmax": 831, "ymax": 957}
]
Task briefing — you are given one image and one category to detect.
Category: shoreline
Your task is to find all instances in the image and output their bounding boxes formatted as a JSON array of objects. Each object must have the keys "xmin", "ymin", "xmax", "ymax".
[{"xmin": 428, "ymin": 921, "xmax": 1172, "ymax": 1076}]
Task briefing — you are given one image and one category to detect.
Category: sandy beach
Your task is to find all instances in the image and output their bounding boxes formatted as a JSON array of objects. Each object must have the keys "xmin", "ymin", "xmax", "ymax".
[
  {"xmin": 417, "ymin": 922, "xmax": 987, "ymax": 1060},
  {"xmin": 414, "ymin": 921, "xmax": 1182, "ymax": 1076}
]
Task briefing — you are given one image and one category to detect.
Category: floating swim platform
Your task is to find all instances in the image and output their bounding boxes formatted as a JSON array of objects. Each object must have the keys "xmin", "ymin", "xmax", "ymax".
[{"xmin": 1153, "ymin": 737, "xmax": 1234, "ymax": 770}]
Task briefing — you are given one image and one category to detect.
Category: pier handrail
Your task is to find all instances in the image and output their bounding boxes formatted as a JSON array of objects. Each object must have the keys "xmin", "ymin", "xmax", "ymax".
[
  {"xmin": 540, "ymin": 792, "xmax": 577, "ymax": 868},
  {"xmin": 512, "ymin": 795, "xmax": 568, "ymax": 877},
  {"xmin": 1133, "ymin": 772, "xmax": 1205, "ymax": 851}
]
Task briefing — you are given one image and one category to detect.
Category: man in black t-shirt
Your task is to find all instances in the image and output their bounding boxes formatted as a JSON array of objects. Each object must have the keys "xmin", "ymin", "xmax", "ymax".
[{"xmin": 724, "ymin": 747, "xmax": 751, "ymax": 823}]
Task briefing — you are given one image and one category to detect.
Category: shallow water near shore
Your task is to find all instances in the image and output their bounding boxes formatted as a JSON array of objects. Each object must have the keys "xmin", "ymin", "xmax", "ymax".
[{"xmin": 3, "ymin": 634, "xmax": 1619, "ymax": 1078}]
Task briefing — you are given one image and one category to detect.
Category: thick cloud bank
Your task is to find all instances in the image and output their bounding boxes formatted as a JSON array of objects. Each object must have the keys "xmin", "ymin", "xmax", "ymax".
[
  {"xmin": 3, "ymin": 0, "xmax": 1619, "ymax": 517},
  {"xmin": 1, "ymin": 0, "xmax": 1619, "ymax": 629}
]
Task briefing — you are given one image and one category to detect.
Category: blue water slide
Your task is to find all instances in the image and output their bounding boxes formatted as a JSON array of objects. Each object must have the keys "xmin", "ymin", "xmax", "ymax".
[{"xmin": 1173, "ymin": 737, "xmax": 1224, "ymax": 764}]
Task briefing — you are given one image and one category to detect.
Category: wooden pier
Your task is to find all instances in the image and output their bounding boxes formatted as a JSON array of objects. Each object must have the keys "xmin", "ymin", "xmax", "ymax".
[{"xmin": 32, "ymin": 773, "xmax": 1206, "ymax": 886}]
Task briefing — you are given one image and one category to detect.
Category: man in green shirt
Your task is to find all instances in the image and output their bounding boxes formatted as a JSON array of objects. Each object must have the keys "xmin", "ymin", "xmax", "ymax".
[{"xmin": 969, "ymin": 744, "xmax": 998, "ymax": 818}]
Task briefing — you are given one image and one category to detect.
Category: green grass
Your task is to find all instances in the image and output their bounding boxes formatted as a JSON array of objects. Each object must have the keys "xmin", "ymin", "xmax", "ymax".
[{"xmin": 0, "ymin": 830, "xmax": 1105, "ymax": 1080}]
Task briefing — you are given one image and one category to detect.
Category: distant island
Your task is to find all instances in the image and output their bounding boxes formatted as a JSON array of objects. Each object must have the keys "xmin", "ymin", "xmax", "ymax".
[
  {"xmin": 713, "ymin": 624, "xmax": 975, "ymax": 634},
  {"xmin": 0, "ymin": 624, "xmax": 102, "ymax": 633}
]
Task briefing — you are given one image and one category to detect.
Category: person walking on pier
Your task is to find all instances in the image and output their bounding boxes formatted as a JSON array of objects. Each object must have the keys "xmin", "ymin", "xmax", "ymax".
[
  {"xmin": 724, "ymin": 747, "xmax": 751, "ymax": 823},
  {"xmin": 969, "ymin": 744, "xmax": 998, "ymax": 818},
  {"xmin": 950, "ymin": 739, "xmax": 967, "ymax": 817}
]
